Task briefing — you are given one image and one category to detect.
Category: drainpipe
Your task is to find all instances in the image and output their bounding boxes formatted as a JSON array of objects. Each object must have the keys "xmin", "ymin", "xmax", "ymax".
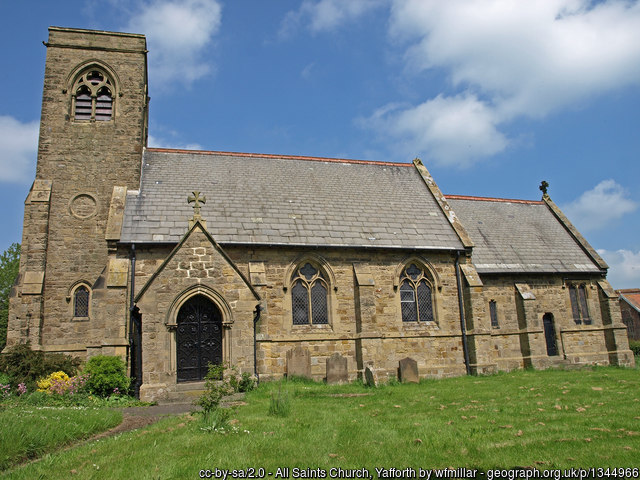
[
  {"xmin": 253, "ymin": 304, "xmax": 262, "ymax": 385},
  {"xmin": 129, "ymin": 244, "xmax": 142, "ymax": 398},
  {"xmin": 455, "ymin": 250, "xmax": 472, "ymax": 375}
]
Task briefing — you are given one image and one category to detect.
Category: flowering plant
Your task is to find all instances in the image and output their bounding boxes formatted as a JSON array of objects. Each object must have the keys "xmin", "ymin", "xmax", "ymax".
[
  {"xmin": 0, "ymin": 383, "xmax": 10, "ymax": 399},
  {"xmin": 36, "ymin": 371, "xmax": 89, "ymax": 395}
]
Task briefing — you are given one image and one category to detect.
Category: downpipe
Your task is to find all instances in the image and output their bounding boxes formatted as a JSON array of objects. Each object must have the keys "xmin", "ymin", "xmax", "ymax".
[
  {"xmin": 455, "ymin": 250, "xmax": 472, "ymax": 375},
  {"xmin": 253, "ymin": 304, "xmax": 262, "ymax": 385}
]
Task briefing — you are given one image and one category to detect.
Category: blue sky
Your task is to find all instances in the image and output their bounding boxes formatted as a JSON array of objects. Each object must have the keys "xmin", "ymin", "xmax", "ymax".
[{"xmin": 1, "ymin": 0, "xmax": 639, "ymax": 288}]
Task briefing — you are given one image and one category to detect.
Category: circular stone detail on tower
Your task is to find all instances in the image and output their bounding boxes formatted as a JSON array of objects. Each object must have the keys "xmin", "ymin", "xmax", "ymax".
[{"xmin": 69, "ymin": 193, "xmax": 97, "ymax": 219}]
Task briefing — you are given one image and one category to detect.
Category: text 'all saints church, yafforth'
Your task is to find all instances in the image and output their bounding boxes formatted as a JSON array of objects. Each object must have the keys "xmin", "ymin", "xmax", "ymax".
[{"xmin": 5, "ymin": 27, "xmax": 634, "ymax": 401}]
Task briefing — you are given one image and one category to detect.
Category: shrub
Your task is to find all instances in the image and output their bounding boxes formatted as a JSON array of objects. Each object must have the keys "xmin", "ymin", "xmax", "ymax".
[
  {"xmin": 629, "ymin": 340, "xmax": 640, "ymax": 356},
  {"xmin": 196, "ymin": 363, "xmax": 256, "ymax": 414},
  {"xmin": 85, "ymin": 355, "xmax": 130, "ymax": 398},
  {"xmin": 0, "ymin": 343, "xmax": 80, "ymax": 390}
]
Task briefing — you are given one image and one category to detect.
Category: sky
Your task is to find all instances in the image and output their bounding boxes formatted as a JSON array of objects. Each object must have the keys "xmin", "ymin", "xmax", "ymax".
[{"xmin": 0, "ymin": 0, "xmax": 639, "ymax": 288}]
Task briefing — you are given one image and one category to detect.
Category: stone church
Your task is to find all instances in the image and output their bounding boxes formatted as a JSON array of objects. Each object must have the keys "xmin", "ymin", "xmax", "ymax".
[{"xmin": 5, "ymin": 27, "xmax": 634, "ymax": 401}]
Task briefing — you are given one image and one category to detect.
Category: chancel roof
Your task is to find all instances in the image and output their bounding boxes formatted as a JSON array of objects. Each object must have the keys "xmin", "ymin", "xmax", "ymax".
[
  {"xmin": 446, "ymin": 196, "xmax": 602, "ymax": 274},
  {"xmin": 120, "ymin": 149, "xmax": 465, "ymax": 250}
]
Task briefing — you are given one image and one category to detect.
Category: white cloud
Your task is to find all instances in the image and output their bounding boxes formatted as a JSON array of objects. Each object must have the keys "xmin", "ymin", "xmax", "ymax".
[
  {"xmin": 373, "ymin": 0, "xmax": 640, "ymax": 166},
  {"xmin": 0, "ymin": 116, "xmax": 39, "ymax": 184},
  {"xmin": 361, "ymin": 93, "xmax": 508, "ymax": 167},
  {"xmin": 301, "ymin": 63, "xmax": 315, "ymax": 80},
  {"xmin": 280, "ymin": 0, "xmax": 386, "ymax": 37},
  {"xmin": 126, "ymin": 0, "xmax": 222, "ymax": 87},
  {"xmin": 562, "ymin": 180, "xmax": 637, "ymax": 232},
  {"xmin": 148, "ymin": 134, "xmax": 201, "ymax": 151},
  {"xmin": 598, "ymin": 249, "xmax": 640, "ymax": 289}
]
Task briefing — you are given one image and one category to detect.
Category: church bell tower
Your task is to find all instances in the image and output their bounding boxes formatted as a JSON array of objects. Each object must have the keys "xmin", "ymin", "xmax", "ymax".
[{"xmin": 6, "ymin": 27, "xmax": 148, "ymax": 356}]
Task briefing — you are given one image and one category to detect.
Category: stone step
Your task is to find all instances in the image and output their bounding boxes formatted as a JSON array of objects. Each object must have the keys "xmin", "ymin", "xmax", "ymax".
[
  {"xmin": 175, "ymin": 381, "xmax": 206, "ymax": 392},
  {"xmin": 157, "ymin": 385, "xmax": 246, "ymax": 406}
]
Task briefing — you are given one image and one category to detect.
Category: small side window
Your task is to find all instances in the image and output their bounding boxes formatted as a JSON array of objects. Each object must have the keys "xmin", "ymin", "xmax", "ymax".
[
  {"xmin": 489, "ymin": 300, "xmax": 499, "ymax": 328},
  {"xmin": 73, "ymin": 285, "xmax": 90, "ymax": 318}
]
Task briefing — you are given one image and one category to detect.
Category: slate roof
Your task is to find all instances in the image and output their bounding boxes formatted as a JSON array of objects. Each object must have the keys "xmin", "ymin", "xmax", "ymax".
[
  {"xmin": 446, "ymin": 196, "xmax": 602, "ymax": 274},
  {"xmin": 120, "ymin": 149, "xmax": 465, "ymax": 250}
]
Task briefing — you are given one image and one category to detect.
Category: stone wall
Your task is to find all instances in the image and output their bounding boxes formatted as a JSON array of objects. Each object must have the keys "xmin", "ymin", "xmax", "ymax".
[{"xmin": 476, "ymin": 275, "xmax": 634, "ymax": 369}]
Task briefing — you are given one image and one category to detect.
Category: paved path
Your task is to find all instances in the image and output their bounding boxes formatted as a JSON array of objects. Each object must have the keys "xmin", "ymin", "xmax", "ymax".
[{"xmin": 119, "ymin": 402, "xmax": 201, "ymax": 417}]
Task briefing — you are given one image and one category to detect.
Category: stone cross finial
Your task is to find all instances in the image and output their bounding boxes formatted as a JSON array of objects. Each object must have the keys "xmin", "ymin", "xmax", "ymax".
[
  {"xmin": 187, "ymin": 191, "xmax": 207, "ymax": 229},
  {"xmin": 188, "ymin": 191, "xmax": 206, "ymax": 215},
  {"xmin": 539, "ymin": 180, "xmax": 549, "ymax": 196}
]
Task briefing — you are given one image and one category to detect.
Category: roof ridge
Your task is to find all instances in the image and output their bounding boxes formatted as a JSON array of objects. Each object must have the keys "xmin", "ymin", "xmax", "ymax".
[
  {"xmin": 145, "ymin": 147, "xmax": 412, "ymax": 167},
  {"xmin": 445, "ymin": 194, "xmax": 544, "ymax": 205}
]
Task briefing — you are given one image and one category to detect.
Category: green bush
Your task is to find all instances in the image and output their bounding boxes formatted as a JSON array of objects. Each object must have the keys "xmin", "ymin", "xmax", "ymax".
[
  {"xmin": 196, "ymin": 363, "xmax": 232, "ymax": 413},
  {"xmin": 85, "ymin": 355, "xmax": 130, "ymax": 397},
  {"xmin": 196, "ymin": 363, "xmax": 256, "ymax": 414},
  {"xmin": 629, "ymin": 340, "xmax": 640, "ymax": 356},
  {"xmin": 0, "ymin": 343, "xmax": 80, "ymax": 390}
]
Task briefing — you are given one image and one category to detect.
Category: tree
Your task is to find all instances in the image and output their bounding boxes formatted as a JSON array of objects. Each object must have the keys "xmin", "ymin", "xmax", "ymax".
[{"xmin": 0, "ymin": 243, "xmax": 20, "ymax": 350}]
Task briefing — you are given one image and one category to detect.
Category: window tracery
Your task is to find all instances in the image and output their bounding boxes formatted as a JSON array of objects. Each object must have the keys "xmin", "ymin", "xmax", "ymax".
[
  {"xmin": 399, "ymin": 263, "xmax": 434, "ymax": 323},
  {"xmin": 72, "ymin": 69, "xmax": 114, "ymax": 121},
  {"xmin": 291, "ymin": 262, "xmax": 329, "ymax": 325}
]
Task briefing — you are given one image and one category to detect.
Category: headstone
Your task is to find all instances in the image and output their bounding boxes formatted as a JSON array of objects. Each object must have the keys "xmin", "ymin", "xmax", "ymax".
[
  {"xmin": 398, "ymin": 357, "xmax": 419, "ymax": 383},
  {"xmin": 326, "ymin": 353, "xmax": 348, "ymax": 384},
  {"xmin": 364, "ymin": 365, "xmax": 377, "ymax": 387},
  {"xmin": 286, "ymin": 346, "xmax": 311, "ymax": 379}
]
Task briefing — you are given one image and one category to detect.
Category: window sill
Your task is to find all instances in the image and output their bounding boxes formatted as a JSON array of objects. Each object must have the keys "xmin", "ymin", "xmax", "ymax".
[
  {"xmin": 401, "ymin": 321, "xmax": 439, "ymax": 330},
  {"xmin": 291, "ymin": 323, "xmax": 333, "ymax": 331}
]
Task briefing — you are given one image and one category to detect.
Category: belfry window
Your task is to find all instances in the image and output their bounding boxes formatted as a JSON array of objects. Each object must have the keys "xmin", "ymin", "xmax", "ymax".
[
  {"xmin": 72, "ymin": 70, "xmax": 114, "ymax": 121},
  {"xmin": 568, "ymin": 284, "xmax": 591, "ymax": 325},
  {"xmin": 291, "ymin": 262, "xmax": 329, "ymax": 325},
  {"xmin": 74, "ymin": 285, "xmax": 90, "ymax": 317},
  {"xmin": 399, "ymin": 263, "xmax": 434, "ymax": 323}
]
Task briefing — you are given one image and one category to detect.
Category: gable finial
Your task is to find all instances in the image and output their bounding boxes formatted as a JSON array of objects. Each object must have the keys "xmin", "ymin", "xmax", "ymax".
[
  {"xmin": 187, "ymin": 191, "xmax": 207, "ymax": 229},
  {"xmin": 539, "ymin": 180, "xmax": 549, "ymax": 197}
]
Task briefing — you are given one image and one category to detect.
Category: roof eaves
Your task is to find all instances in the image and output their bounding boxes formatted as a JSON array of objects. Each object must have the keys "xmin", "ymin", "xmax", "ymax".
[{"xmin": 121, "ymin": 239, "xmax": 464, "ymax": 251}]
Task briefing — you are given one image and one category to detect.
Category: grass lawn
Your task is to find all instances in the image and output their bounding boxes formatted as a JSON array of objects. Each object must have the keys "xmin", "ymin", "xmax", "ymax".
[
  {"xmin": 0, "ymin": 405, "xmax": 122, "ymax": 472},
  {"xmin": 3, "ymin": 366, "xmax": 640, "ymax": 479}
]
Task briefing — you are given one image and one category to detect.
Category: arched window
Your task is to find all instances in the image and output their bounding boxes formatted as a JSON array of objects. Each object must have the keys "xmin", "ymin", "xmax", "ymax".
[
  {"xmin": 568, "ymin": 283, "xmax": 591, "ymax": 325},
  {"xmin": 74, "ymin": 285, "xmax": 90, "ymax": 317},
  {"xmin": 291, "ymin": 262, "xmax": 328, "ymax": 325},
  {"xmin": 72, "ymin": 69, "xmax": 114, "ymax": 121},
  {"xmin": 399, "ymin": 263, "xmax": 434, "ymax": 323}
]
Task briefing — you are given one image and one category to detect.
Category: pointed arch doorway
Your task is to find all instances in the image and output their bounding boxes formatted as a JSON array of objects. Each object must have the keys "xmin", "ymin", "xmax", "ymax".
[{"xmin": 176, "ymin": 295, "xmax": 223, "ymax": 382}]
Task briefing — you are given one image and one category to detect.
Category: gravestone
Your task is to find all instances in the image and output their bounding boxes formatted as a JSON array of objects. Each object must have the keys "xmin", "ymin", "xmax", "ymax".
[
  {"xmin": 286, "ymin": 346, "xmax": 311, "ymax": 379},
  {"xmin": 326, "ymin": 353, "xmax": 348, "ymax": 384},
  {"xmin": 398, "ymin": 357, "xmax": 419, "ymax": 383},
  {"xmin": 364, "ymin": 365, "xmax": 377, "ymax": 387}
]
